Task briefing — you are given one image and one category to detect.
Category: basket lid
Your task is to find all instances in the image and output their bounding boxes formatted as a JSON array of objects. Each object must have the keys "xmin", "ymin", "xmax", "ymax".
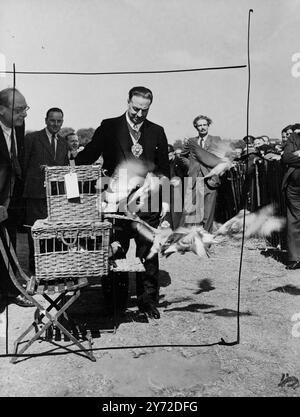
[{"xmin": 32, "ymin": 218, "xmax": 112, "ymax": 232}]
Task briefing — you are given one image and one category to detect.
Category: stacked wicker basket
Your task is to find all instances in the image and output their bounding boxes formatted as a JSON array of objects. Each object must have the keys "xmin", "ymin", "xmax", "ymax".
[{"xmin": 31, "ymin": 165, "xmax": 112, "ymax": 281}]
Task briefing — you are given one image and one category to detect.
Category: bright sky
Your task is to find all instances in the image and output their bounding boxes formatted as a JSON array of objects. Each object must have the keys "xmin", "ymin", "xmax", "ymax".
[{"xmin": 1, "ymin": 0, "xmax": 300, "ymax": 142}]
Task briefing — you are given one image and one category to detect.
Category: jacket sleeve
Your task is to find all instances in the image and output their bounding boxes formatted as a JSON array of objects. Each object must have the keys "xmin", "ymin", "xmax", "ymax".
[
  {"xmin": 188, "ymin": 141, "xmax": 222, "ymax": 168},
  {"xmin": 282, "ymin": 134, "xmax": 300, "ymax": 167},
  {"xmin": 21, "ymin": 133, "xmax": 34, "ymax": 179},
  {"xmin": 75, "ymin": 124, "xmax": 104, "ymax": 165},
  {"xmin": 63, "ymin": 144, "xmax": 69, "ymax": 166},
  {"xmin": 156, "ymin": 127, "xmax": 170, "ymax": 179}
]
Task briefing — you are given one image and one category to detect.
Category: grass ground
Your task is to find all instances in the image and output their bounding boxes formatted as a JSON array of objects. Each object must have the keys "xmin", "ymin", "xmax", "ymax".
[{"xmin": 0, "ymin": 232, "xmax": 300, "ymax": 397}]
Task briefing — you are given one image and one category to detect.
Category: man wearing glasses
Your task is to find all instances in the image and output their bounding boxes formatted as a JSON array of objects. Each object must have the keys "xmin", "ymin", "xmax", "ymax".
[{"xmin": 0, "ymin": 87, "xmax": 33, "ymax": 307}]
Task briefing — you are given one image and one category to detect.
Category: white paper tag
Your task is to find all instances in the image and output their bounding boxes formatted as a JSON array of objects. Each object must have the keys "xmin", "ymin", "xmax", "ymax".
[
  {"xmin": 64, "ymin": 172, "xmax": 80, "ymax": 199},
  {"xmin": 0, "ymin": 309, "xmax": 7, "ymax": 338},
  {"xmin": 104, "ymin": 202, "xmax": 118, "ymax": 212}
]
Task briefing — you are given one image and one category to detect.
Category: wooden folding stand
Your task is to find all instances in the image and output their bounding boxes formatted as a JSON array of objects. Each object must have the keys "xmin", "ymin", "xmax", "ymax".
[{"xmin": 0, "ymin": 224, "xmax": 96, "ymax": 363}]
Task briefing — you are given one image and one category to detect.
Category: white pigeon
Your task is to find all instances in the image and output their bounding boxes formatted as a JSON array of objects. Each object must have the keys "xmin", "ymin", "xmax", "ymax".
[
  {"xmin": 160, "ymin": 226, "xmax": 215, "ymax": 259},
  {"xmin": 204, "ymin": 158, "xmax": 233, "ymax": 178},
  {"xmin": 215, "ymin": 204, "xmax": 285, "ymax": 238},
  {"xmin": 96, "ymin": 160, "xmax": 163, "ymax": 215}
]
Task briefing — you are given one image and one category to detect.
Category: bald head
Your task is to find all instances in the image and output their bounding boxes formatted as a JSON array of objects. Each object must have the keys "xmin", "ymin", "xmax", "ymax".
[{"xmin": 0, "ymin": 88, "xmax": 28, "ymax": 127}]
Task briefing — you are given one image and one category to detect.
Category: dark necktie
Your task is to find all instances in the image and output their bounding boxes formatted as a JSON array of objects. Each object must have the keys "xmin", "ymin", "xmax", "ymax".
[
  {"xmin": 10, "ymin": 130, "xmax": 22, "ymax": 179},
  {"xmin": 51, "ymin": 133, "xmax": 56, "ymax": 159}
]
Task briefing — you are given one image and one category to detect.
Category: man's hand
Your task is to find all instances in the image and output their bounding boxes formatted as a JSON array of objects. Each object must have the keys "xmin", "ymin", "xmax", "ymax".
[
  {"xmin": 160, "ymin": 202, "xmax": 170, "ymax": 219},
  {"xmin": 293, "ymin": 150, "xmax": 300, "ymax": 156}
]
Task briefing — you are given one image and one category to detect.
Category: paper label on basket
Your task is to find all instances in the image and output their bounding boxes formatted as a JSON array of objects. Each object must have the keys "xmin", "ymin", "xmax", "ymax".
[
  {"xmin": 103, "ymin": 201, "xmax": 118, "ymax": 212},
  {"xmin": 0, "ymin": 309, "xmax": 7, "ymax": 338},
  {"xmin": 64, "ymin": 173, "xmax": 80, "ymax": 199}
]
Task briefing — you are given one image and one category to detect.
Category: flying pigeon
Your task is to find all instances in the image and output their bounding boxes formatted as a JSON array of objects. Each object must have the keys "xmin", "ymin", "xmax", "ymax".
[
  {"xmin": 204, "ymin": 158, "xmax": 233, "ymax": 178},
  {"xmin": 215, "ymin": 204, "xmax": 285, "ymax": 238},
  {"xmin": 96, "ymin": 160, "xmax": 163, "ymax": 215},
  {"xmin": 160, "ymin": 226, "xmax": 215, "ymax": 258}
]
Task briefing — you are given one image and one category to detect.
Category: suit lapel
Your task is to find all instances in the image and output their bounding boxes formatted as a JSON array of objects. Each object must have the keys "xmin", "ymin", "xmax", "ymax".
[
  {"xmin": 203, "ymin": 135, "xmax": 212, "ymax": 150},
  {"xmin": 15, "ymin": 124, "xmax": 24, "ymax": 161},
  {"xmin": 116, "ymin": 114, "xmax": 132, "ymax": 158},
  {"xmin": 56, "ymin": 136, "xmax": 65, "ymax": 163},
  {"xmin": 38, "ymin": 128, "xmax": 55, "ymax": 160},
  {"xmin": 0, "ymin": 126, "xmax": 11, "ymax": 161},
  {"xmin": 139, "ymin": 120, "xmax": 150, "ymax": 158}
]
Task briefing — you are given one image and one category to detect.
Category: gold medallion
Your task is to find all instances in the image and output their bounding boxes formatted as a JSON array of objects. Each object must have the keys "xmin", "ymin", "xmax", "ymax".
[{"xmin": 131, "ymin": 143, "xmax": 143, "ymax": 158}]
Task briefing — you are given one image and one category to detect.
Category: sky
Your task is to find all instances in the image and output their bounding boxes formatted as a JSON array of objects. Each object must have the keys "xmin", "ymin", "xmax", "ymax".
[{"xmin": 1, "ymin": 0, "xmax": 300, "ymax": 142}]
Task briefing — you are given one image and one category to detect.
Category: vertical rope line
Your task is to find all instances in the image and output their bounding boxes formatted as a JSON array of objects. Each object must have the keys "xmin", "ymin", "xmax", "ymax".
[
  {"xmin": 236, "ymin": 9, "xmax": 253, "ymax": 343},
  {"xmin": 5, "ymin": 63, "xmax": 17, "ymax": 354}
]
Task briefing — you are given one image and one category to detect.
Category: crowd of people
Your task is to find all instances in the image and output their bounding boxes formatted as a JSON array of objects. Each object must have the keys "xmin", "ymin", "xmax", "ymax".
[{"xmin": 0, "ymin": 85, "xmax": 299, "ymax": 319}]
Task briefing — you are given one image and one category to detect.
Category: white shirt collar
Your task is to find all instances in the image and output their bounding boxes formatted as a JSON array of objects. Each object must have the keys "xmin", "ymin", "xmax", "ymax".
[
  {"xmin": 199, "ymin": 134, "xmax": 208, "ymax": 142},
  {"xmin": 126, "ymin": 112, "xmax": 143, "ymax": 131},
  {"xmin": 45, "ymin": 127, "xmax": 57, "ymax": 141}
]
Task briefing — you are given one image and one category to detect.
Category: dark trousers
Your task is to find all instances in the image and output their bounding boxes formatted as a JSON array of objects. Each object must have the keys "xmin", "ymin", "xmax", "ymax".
[
  {"xmin": 102, "ymin": 212, "xmax": 160, "ymax": 311},
  {"xmin": 286, "ymin": 185, "xmax": 300, "ymax": 261},
  {"xmin": 0, "ymin": 185, "xmax": 25, "ymax": 297},
  {"xmin": 203, "ymin": 184, "xmax": 218, "ymax": 233},
  {"xmin": 0, "ymin": 224, "xmax": 19, "ymax": 298}
]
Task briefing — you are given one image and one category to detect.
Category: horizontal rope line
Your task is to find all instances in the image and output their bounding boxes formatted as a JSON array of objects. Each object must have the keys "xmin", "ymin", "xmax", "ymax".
[{"xmin": 0, "ymin": 64, "xmax": 246, "ymax": 76}]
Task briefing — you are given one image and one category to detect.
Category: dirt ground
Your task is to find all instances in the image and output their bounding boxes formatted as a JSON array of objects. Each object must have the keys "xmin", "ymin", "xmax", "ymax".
[{"xmin": 0, "ymin": 231, "xmax": 300, "ymax": 397}]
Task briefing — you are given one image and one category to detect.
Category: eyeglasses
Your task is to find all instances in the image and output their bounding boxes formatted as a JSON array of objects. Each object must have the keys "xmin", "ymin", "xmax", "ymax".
[{"xmin": 5, "ymin": 105, "xmax": 30, "ymax": 114}]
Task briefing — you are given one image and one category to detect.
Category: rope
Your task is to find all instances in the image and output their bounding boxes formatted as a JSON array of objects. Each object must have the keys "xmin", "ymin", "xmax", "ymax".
[
  {"xmin": 237, "ymin": 8, "xmax": 253, "ymax": 344},
  {"xmin": 4, "ymin": 63, "xmax": 18, "ymax": 354},
  {"xmin": 0, "ymin": 65, "xmax": 246, "ymax": 76}
]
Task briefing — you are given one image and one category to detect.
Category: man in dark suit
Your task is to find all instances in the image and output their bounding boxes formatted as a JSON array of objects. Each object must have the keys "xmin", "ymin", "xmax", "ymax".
[
  {"xmin": 22, "ymin": 108, "xmax": 68, "ymax": 272},
  {"xmin": 165, "ymin": 144, "xmax": 188, "ymax": 230},
  {"xmin": 75, "ymin": 86, "xmax": 170, "ymax": 319},
  {"xmin": 0, "ymin": 87, "xmax": 34, "ymax": 307},
  {"xmin": 181, "ymin": 115, "xmax": 223, "ymax": 232},
  {"xmin": 282, "ymin": 132, "xmax": 300, "ymax": 270}
]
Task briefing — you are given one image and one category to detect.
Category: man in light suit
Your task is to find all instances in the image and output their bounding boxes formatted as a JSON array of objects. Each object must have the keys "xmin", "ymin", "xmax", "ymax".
[
  {"xmin": 282, "ymin": 132, "xmax": 300, "ymax": 270},
  {"xmin": 0, "ymin": 87, "xmax": 34, "ymax": 307},
  {"xmin": 75, "ymin": 86, "xmax": 170, "ymax": 319},
  {"xmin": 23, "ymin": 108, "xmax": 68, "ymax": 272},
  {"xmin": 181, "ymin": 115, "xmax": 223, "ymax": 232}
]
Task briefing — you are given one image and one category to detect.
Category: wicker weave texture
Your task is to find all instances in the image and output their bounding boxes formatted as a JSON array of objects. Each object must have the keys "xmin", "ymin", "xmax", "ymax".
[
  {"xmin": 33, "ymin": 221, "xmax": 111, "ymax": 281},
  {"xmin": 45, "ymin": 165, "xmax": 101, "ymax": 181},
  {"xmin": 45, "ymin": 165, "xmax": 102, "ymax": 221},
  {"xmin": 47, "ymin": 194, "xmax": 99, "ymax": 222},
  {"xmin": 34, "ymin": 251, "xmax": 109, "ymax": 280}
]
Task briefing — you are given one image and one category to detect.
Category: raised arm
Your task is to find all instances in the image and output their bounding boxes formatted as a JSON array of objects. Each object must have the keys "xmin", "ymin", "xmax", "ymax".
[
  {"xmin": 184, "ymin": 139, "xmax": 222, "ymax": 168},
  {"xmin": 282, "ymin": 133, "xmax": 300, "ymax": 167},
  {"xmin": 75, "ymin": 124, "xmax": 104, "ymax": 165}
]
